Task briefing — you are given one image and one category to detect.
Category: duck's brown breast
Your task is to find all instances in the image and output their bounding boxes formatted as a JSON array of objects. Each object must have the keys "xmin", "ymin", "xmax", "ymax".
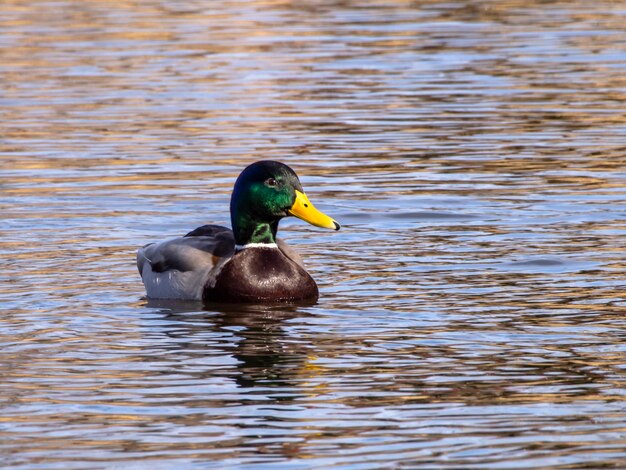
[{"xmin": 203, "ymin": 247, "xmax": 319, "ymax": 303}]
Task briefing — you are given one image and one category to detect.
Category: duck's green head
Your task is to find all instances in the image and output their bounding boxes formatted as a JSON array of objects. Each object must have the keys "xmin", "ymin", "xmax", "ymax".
[{"xmin": 230, "ymin": 161, "xmax": 340, "ymax": 245}]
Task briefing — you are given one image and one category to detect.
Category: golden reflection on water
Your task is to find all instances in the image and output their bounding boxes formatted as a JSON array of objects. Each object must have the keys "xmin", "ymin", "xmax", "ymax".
[{"xmin": 2, "ymin": 0, "xmax": 626, "ymax": 468}]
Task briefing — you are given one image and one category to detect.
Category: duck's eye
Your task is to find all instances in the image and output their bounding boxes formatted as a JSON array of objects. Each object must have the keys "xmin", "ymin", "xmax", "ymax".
[{"xmin": 265, "ymin": 178, "xmax": 278, "ymax": 187}]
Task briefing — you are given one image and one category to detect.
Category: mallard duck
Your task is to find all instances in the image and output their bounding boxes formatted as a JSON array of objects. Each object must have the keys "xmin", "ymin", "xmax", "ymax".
[{"xmin": 137, "ymin": 161, "xmax": 340, "ymax": 303}]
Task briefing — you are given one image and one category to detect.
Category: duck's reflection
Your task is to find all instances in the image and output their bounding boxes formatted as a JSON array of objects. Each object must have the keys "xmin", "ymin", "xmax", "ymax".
[{"xmin": 145, "ymin": 298, "xmax": 315, "ymax": 391}]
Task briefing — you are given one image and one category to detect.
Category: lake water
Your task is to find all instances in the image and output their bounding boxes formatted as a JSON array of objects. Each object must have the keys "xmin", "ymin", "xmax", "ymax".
[{"xmin": 2, "ymin": 1, "xmax": 626, "ymax": 468}]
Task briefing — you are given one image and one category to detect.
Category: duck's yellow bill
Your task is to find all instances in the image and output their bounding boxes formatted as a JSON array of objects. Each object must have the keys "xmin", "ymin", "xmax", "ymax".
[{"xmin": 289, "ymin": 190, "xmax": 340, "ymax": 231}]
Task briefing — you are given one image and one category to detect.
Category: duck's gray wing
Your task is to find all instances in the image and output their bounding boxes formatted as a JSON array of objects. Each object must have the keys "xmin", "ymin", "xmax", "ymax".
[
  {"xmin": 136, "ymin": 225, "xmax": 236, "ymax": 300},
  {"xmin": 137, "ymin": 225, "xmax": 234, "ymax": 274}
]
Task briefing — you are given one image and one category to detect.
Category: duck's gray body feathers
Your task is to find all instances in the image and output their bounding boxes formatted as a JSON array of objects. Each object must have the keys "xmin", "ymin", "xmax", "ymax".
[{"xmin": 137, "ymin": 224, "xmax": 308, "ymax": 301}]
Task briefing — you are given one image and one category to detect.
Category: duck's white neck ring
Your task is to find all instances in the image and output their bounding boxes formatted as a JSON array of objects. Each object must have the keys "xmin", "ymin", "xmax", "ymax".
[{"xmin": 235, "ymin": 242, "xmax": 279, "ymax": 252}]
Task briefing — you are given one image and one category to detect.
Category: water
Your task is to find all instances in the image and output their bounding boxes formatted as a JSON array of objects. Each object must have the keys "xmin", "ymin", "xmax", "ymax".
[{"xmin": 2, "ymin": 1, "xmax": 626, "ymax": 468}]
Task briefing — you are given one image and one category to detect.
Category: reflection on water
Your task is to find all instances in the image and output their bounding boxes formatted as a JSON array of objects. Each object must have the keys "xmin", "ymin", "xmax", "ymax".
[{"xmin": 2, "ymin": 0, "xmax": 626, "ymax": 468}]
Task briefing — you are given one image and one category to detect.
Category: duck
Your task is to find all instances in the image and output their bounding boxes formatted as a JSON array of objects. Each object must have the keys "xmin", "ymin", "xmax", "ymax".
[{"xmin": 137, "ymin": 160, "xmax": 340, "ymax": 303}]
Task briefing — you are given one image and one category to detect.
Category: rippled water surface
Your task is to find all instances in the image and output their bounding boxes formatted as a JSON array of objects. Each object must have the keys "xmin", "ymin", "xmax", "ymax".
[{"xmin": 3, "ymin": 1, "xmax": 626, "ymax": 468}]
